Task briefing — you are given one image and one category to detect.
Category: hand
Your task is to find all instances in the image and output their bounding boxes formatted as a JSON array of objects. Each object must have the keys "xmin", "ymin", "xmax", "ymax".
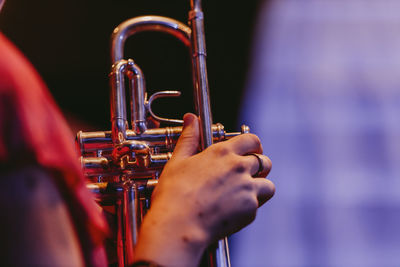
[{"xmin": 134, "ymin": 113, "xmax": 275, "ymax": 266}]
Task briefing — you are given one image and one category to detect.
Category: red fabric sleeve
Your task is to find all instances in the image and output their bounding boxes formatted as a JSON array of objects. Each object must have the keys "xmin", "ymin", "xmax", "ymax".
[{"xmin": 0, "ymin": 33, "xmax": 108, "ymax": 266}]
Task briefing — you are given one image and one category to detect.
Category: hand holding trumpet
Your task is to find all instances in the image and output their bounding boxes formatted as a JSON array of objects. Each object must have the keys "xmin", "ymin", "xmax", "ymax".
[{"xmin": 134, "ymin": 113, "xmax": 275, "ymax": 266}]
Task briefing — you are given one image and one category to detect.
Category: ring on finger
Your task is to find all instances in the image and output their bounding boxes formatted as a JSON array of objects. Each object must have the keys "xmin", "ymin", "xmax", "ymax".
[{"xmin": 248, "ymin": 153, "xmax": 263, "ymax": 177}]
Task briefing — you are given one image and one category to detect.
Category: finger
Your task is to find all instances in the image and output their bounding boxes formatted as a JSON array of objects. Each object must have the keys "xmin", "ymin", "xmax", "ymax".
[
  {"xmin": 246, "ymin": 153, "xmax": 272, "ymax": 178},
  {"xmin": 253, "ymin": 178, "xmax": 275, "ymax": 206},
  {"xmin": 172, "ymin": 113, "xmax": 200, "ymax": 159},
  {"xmin": 223, "ymin": 133, "xmax": 263, "ymax": 155}
]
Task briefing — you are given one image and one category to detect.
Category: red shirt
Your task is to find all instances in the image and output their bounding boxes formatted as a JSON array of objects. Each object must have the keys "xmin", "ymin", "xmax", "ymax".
[{"xmin": 0, "ymin": 33, "xmax": 108, "ymax": 266}]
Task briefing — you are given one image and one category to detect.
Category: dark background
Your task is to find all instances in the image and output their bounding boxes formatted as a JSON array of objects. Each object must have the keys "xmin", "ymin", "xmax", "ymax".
[{"xmin": 0, "ymin": 0, "xmax": 261, "ymax": 132}]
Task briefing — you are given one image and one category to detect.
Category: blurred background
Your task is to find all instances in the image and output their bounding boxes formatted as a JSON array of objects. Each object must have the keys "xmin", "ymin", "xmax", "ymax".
[
  {"xmin": 232, "ymin": 1, "xmax": 400, "ymax": 267},
  {"xmin": 2, "ymin": 0, "xmax": 400, "ymax": 267},
  {"xmin": 0, "ymin": 0, "xmax": 260, "ymax": 132}
]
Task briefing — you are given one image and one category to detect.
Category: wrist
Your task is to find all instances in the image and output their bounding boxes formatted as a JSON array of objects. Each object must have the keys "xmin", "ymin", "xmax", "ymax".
[
  {"xmin": 134, "ymin": 205, "xmax": 209, "ymax": 267},
  {"xmin": 131, "ymin": 260, "xmax": 165, "ymax": 267}
]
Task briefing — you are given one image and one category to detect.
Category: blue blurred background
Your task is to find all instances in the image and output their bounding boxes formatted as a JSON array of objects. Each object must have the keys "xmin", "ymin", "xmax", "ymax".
[{"xmin": 232, "ymin": 1, "xmax": 400, "ymax": 266}]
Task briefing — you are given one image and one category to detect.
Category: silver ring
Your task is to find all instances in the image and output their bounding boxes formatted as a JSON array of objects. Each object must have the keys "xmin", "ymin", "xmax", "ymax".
[{"xmin": 249, "ymin": 153, "xmax": 263, "ymax": 177}]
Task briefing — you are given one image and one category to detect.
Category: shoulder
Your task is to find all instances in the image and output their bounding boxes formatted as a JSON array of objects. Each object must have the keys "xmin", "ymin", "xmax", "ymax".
[{"xmin": 0, "ymin": 33, "xmax": 44, "ymax": 90}]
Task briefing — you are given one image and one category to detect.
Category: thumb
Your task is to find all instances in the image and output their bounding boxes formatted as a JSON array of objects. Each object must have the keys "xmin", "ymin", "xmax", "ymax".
[{"xmin": 172, "ymin": 113, "xmax": 200, "ymax": 159}]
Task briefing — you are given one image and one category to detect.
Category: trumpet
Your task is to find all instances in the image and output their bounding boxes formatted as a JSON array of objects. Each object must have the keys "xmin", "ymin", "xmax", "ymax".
[{"xmin": 76, "ymin": 1, "xmax": 249, "ymax": 266}]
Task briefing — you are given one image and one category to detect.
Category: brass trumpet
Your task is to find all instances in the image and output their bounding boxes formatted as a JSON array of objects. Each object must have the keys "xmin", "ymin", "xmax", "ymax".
[{"xmin": 76, "ymin": 1, "xmax": 248, "ymax": 266}]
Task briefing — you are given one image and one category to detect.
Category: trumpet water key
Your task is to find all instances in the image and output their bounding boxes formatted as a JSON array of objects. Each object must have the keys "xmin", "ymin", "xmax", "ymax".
[{"xmin": 76, "ymin": 1, "xmax": 249, "ymax": 266}]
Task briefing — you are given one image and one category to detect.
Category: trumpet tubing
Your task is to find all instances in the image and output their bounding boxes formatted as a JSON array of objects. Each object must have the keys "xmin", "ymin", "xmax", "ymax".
[{"xmin": 76, "ymin": 1, "xmax": 248, "ymax": 266}]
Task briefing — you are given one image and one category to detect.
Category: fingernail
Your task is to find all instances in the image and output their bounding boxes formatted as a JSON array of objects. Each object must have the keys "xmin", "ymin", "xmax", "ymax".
[{"xmin": 183, "ymin": 113, "xmax": 195, "ymax": 128}]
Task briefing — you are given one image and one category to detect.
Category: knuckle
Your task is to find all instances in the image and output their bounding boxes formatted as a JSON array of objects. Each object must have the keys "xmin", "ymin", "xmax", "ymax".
[
  {"xmin": 231, "ymin": 156, "xmax": 248, "ymax": 174},
  {"xmin": 259, "ymin": 155, "xmax": 272, "ymax": 176},
  {"xmin": 267, "ymin": 179, "xmax": 276, "ymax": 197},
  {"xmin": 180, "ymin": 133, "xmax": 196, "ymax": 143},
  {"xmin": 211, "ymin": 143, "xmax": 231, "ymax": 157},
  {"xmin": 265, "ymin": 156, "xmax": 272, "ymax": 168},
  {"xmin": 245, "ymin": 134, "xmax": 262, "ymax": 150},
  {"xmin": 265, "ymin": 157, "xmax": 272, "ymax": 173},
  {"xmin": 240, "ymin": 179, "xmax": 254, "ymax": 191}
]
